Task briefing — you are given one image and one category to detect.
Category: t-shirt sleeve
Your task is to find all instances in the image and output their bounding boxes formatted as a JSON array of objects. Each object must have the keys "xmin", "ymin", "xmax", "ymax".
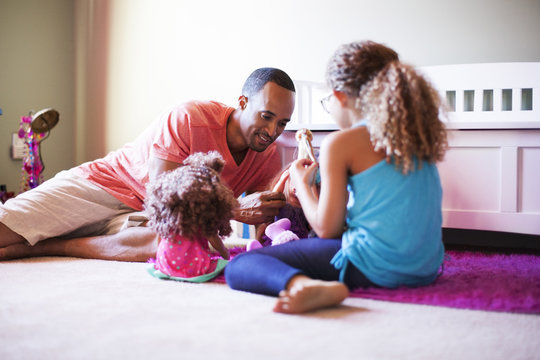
[{"xmin": 151, "ymin": 106, "xmax": 191, "ymax": 164}]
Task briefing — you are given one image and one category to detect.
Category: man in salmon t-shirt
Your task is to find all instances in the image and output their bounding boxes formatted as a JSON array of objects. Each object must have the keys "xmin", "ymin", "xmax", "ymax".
[{"xmin": 0, "ymin": 68, "xmax": 295, "ymax": 262}]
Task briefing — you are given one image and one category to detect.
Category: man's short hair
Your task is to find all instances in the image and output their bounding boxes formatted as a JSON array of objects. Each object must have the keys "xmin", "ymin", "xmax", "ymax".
[{"xmin": 242, "ymin": 67, "xmax": 296, "ymax": 97}]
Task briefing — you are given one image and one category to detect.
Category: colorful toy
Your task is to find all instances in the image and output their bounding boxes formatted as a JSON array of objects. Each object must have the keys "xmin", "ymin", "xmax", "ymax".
[
  {"xmin": 18, "ymin": 115, "xmax": 44, "ymax": 191},
  {"xmin": 18, "ymin": 109, "xmax": 59, "ymax": 192},
  {"xmin": 247, "ymin": 218, "xmax": 300, "ymax": 251}
]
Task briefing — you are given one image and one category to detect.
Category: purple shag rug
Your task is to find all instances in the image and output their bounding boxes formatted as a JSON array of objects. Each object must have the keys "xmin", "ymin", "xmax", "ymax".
[
  {"xmin": 349, "ymin": 250, "xmax": 540, "ymax": 314},
  {"xmin": 216, "ymin": 248, "xmax": 540, "ymax": 314}
]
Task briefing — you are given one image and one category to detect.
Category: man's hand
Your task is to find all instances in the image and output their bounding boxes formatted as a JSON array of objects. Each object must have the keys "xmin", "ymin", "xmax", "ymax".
[{"xmin": 234, "ymin": 191, "xmax": 286, "ymax": 225}]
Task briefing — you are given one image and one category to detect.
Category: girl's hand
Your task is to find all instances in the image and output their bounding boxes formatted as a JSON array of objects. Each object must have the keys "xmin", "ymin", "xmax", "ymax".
[
  {"xmin": 289, "ymin": 159, "xmax": 318, "ymax": 189},
  {"xmin": 287, "ymin": 159, "xmax": 321, "ymax": 233}
]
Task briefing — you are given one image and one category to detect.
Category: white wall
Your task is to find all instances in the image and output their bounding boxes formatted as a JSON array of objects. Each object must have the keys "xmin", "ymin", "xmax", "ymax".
[
  {"xmin": 1, "ymin": 0, "xmax": 539, "ymax": 195},
  {"xmin": 104, "ymin": 0, "xmax": 540, "ymax": 150},
  {"xmin": 0, "ymin": 0, "xmax": 75, "ymax": 195}
]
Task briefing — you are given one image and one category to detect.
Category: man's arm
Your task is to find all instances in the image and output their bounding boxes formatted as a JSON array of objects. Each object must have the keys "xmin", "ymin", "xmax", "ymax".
[{"xmin": 148, "ymin": 156, "xmax": 181, "ymax": 183}]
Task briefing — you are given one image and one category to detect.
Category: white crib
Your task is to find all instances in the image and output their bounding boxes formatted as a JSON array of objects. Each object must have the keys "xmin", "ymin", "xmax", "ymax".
[{"xmin": 277, "ymin": 63, "xmax": 540, "ymax": 239}]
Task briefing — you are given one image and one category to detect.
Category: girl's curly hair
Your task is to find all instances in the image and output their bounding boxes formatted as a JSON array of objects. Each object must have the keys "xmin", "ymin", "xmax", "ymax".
[
  {"xmin": 326, "ymin": 41, "xmax": 448, "ymax": 174},
  {"xmin": 145, "ymin": 151, "xmax": 239, "ymax": 240}
]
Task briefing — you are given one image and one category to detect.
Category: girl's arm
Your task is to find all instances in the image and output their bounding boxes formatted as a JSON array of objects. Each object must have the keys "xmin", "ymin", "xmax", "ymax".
[{"xmin": 290, "ymin": 131, "xmax": 350, "ymax": 239}]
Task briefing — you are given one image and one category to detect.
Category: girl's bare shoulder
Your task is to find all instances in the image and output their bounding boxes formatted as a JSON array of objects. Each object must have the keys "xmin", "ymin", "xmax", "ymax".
[
  {"xmin": 322, "ymin": 126, "xmax": 372, "ymax": 150},
  {"xmin": 322, "ymin": 126, "xmax": 384, "ymax": 174}
]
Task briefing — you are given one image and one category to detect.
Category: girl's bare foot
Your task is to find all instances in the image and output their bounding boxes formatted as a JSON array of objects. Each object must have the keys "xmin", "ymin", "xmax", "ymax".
[{"xmin": 273, "ymin": 276, "xmax": 349, "ymax": 314}]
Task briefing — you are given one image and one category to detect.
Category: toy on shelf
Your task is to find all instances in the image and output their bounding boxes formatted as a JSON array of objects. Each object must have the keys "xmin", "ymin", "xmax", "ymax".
[{"xmin": 18, "ymin": 108, "xmax": 59, "ymax": 192}]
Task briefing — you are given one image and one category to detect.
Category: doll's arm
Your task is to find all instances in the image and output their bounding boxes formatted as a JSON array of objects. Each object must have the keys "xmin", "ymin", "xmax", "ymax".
[
  {"xmin": 207, "ymin": 234, "xmax": 230, "ymax": 260},
  {"xmin": 255, "ymin": 223, "xmax": 269, "ymax": 243},
  {"xmin": 272, "ymin": 169, "xmax": 290, "ymax": 192}
]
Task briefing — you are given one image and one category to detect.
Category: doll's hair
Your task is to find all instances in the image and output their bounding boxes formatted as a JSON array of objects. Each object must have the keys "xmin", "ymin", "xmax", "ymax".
[
  {"xmin": 145, "ymin": 151, "xmax": 239, "ymax": 240},
  {"xmin": 326, "ymin": 40, "xmax": 447, "ymax": 174}
]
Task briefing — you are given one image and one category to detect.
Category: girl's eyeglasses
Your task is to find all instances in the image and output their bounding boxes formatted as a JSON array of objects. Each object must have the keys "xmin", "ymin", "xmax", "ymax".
[{"xmin": 320, "ymin": 93, "xmax": 333, "ymax": 113}]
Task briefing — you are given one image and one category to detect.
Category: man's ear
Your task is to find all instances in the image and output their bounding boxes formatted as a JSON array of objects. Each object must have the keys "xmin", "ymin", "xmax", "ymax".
[{"xmin": 238, "ymin": 95, "xmax": 248, "ymax": 110}]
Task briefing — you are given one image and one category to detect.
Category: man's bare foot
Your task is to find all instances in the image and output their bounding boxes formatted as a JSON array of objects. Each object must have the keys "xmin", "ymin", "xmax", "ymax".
[
  {"xmin": 273, "ymin": 277, "xmax": 349, "ymax": 314},
  {"xmin": 0, "ymin": 243, "xmax": 35, "ymax": 260}
]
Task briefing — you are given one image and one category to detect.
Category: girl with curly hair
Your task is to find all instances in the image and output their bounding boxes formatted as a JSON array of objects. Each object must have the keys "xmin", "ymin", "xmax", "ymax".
[
  {"xmin": 226, "ymin": 40, "xmax": 448, "ymax": 313},
  {"xmin": 146, "ymin": 151, "xmax": 238, "ymax": 282}
]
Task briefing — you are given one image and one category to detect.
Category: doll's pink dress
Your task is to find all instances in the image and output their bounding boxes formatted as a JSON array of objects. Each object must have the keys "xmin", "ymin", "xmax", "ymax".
[{"xmin": 148, "ymin": 234, "xmax": 228, "ymax": 282}]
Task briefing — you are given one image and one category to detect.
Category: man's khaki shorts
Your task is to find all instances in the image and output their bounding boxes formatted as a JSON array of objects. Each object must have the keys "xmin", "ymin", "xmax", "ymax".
[{"xmin": 0, "ymin": 169, "xmax": 140, "ymax": 245}]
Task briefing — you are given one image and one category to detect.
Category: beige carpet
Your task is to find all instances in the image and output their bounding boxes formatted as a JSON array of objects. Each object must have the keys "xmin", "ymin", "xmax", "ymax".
[{"xmin": 1, "ymin": 256, "xmax": 539, "ymax": 360}]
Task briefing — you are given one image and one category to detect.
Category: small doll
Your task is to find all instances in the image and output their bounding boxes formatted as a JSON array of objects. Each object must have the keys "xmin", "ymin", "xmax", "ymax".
[
  {"xmin": 146, "ymin": 151, "xmax": 239, "ymax": 282},
  {"xmin": 295, "ymin": 128, "xmax": 317, "ymax": 163},
  {"xmin": 247, "ymin": 129, "xmax": 318, "ymax": 251}
]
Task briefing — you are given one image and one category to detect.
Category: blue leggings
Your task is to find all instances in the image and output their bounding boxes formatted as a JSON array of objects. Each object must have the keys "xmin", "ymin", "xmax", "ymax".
[{"xmin": 225, "ymin": 238, "xmax": 374, "ymax": 296}]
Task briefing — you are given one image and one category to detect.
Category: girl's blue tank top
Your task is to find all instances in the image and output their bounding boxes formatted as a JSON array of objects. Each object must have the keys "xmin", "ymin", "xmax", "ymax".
[{"xmin": 330, "ymin": 120, "xmax": 444, "ymax": 288}]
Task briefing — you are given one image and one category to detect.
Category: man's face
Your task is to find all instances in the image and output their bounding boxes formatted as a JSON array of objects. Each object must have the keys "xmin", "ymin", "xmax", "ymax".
[{"xmin": 240, "ymin": 82, "xmax": 295, "ymax": 152}]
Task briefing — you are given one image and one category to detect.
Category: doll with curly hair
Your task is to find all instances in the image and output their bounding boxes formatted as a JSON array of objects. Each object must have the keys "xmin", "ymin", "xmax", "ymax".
[{"xmin": 146, "ymin": 151, "xmax": 239, "ymax": 282}]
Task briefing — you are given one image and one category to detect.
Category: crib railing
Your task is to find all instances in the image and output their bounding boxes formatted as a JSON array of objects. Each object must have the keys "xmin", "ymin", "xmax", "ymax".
[
  {"xmin": 280, "ymin": 63, "xmax": 540, "ymax": 236},
  {"xmin": 419, "ymin": 62, "xmax": 540, "ymax": 129},
  {"xmin": 289, "ymin": 62, "xmax": 540, "ymax": 130}
]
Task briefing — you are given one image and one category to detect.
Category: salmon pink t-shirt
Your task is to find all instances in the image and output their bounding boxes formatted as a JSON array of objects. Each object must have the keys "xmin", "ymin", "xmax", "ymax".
[{"xmin": 74, "ymin": 101, "xmax": 282, "ymax": 211}]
